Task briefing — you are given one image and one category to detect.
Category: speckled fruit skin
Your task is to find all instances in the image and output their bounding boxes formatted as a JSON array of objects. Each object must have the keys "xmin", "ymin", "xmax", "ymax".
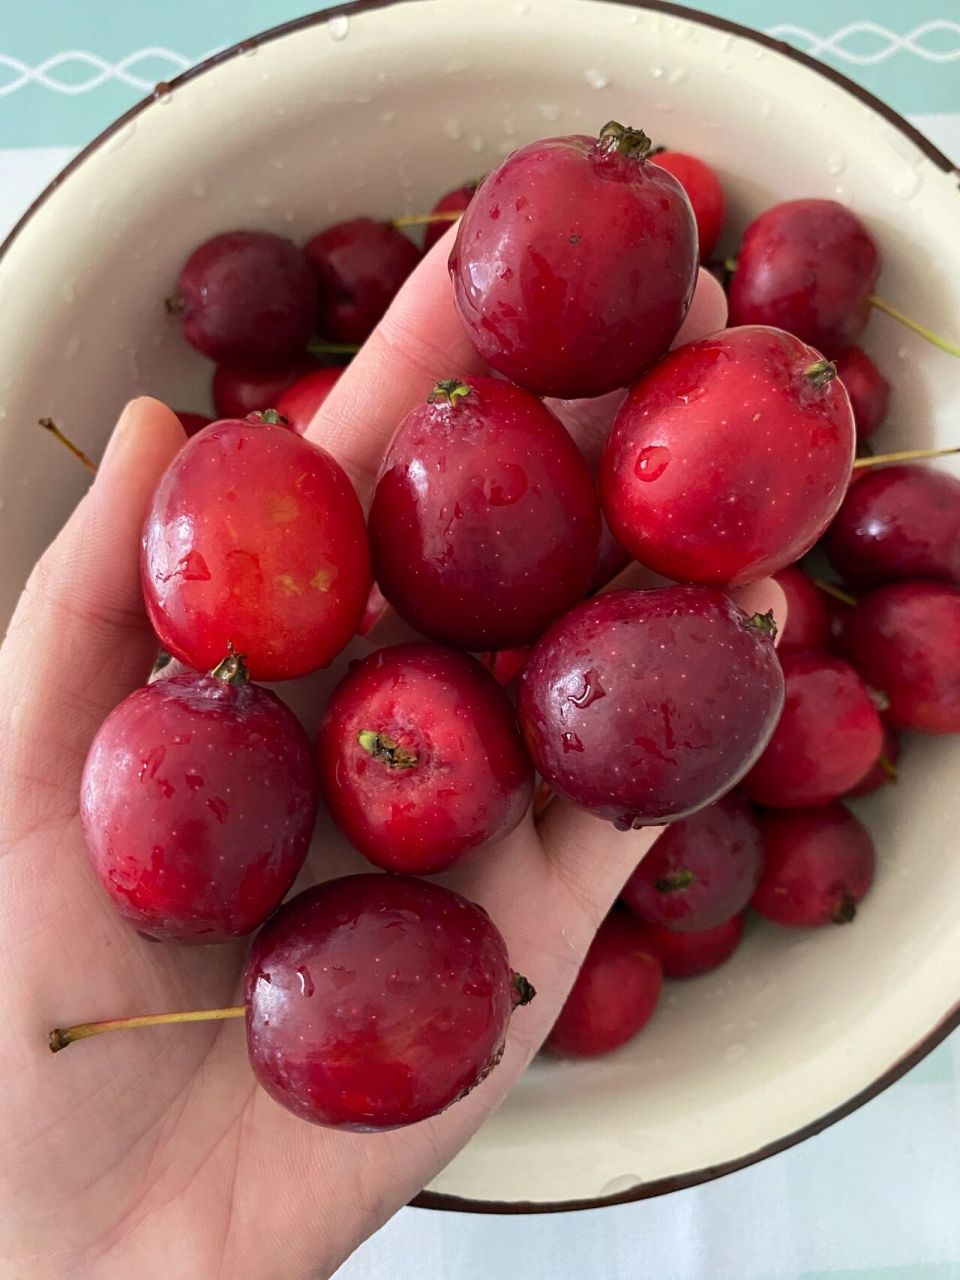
[
  {"xmin": 620, "ymin": 794, "xmax": 763, "ymax": 932},
  {"xmin": 274, "ymin": 367, "xmax": 344, "ymax": 434},
  {"xmin": 833, "ymin": 346, "xmax": 890, "ymax": 440},
  {"xmin": 305, "ymin": 217, "xmax": 421, "ymax": 343},
  {"xmin": 646, "ymin": 914, "xmax": 745, "ymax": 979},
  {"xmin": 517, "ymin": 587, "xmax": 785, "ymax": 829},
  {"xmin": 826, "ymin": 465, "xmax": 960, "ymax": 588},
  {"xmin": 727, "ymin": 199, "xmax": 880, "ymax": 354},
  {"xmin": 652, "ymin": 150, "xmax": 726, "ymax": 259},
  {"xmin": 245, "ymin": 875, "xmax": 524, "ymax": 1130},
  {"xmin": 424, "ymin": 182, "xmax": 478, "ymax": 252},
  {"xmin": 368, "ymin": 376, "xmax": 601, "ymax": 650},
  {"xmin": 317, "ymin": 644, "xmax": 534, "ymax": 874},
  {"xmin": 449, "ymin": 126, "xmax": 698, "ymax": 399},
  {"xmin": 752, "ymin": 803, "xmax": 875, "ymax": 927},
  {"xmin": 741, "ymin": 650, "xmax": 883, "ymax": 808},
  {"xmin": 80, "ymin": 671, "xmax": 317, "ymax": 942},
  {"xmin": 141, "ymin": 416, "xmax": 371, "ymax": 681},
  {"xmin": 545, "ymin": 909, "xmax": 662, "ymax": 1057},
  {"xmin": 600, "ymin": 326, "xmax": 855, "ymax": 586},
  {"xmin": 172, "ymin": 231, "xmax": 318, "ymax": 370},
  {"xmin": 773, "ymin": 567, "xmax": 831, "ymax": 653},
  {"xmin": 844, "ymin": 581, "xmax": 960, "ymax": 733}
]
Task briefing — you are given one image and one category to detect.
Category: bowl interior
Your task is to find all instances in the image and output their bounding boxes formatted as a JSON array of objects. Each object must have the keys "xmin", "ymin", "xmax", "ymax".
[{"xmin": 1, "ymin": 0, "xmax": 958, "ymax": 1208}]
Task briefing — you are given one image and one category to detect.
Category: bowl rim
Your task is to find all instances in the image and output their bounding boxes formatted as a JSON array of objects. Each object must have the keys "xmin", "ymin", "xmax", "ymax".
[{"xmin": 1, "ymin": 0, "xmax": 958, "ymax": 1218}]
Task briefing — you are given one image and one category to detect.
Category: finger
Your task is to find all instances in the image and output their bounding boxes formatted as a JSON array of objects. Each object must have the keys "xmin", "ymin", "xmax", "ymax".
[
  {"xmin": 0, "ymin": 398, "xmax": 184, "ymax": 824},
  {"xmin": 675, "ymin": 265, "xmax": 728, "ymax": 345},
  {"xmin": 303, "ymin": 226, "xmax": 485, "ymax": 502}
]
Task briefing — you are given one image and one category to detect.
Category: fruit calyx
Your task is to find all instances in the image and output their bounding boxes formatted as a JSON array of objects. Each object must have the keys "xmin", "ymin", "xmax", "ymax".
[
  {"xmin": 831, "ymin": 892, "xmax": 857, "ymax": 925},
  {"xmin": 248, "ymin": 409, "xmax": 289, "ymax": 427},
  {"xmin": 357, "ymin": 730, "xmax": 419, "ymax": 770},
  {"xmin": 210, "ymin": 643, "xmax": 250, "ymax": 686},
  {"xmin": 511, "ymin": 973, "xmax": 537, "ymax": 1007},
  {"xmin": 654, "ymin": 869, "xmax": 695, "ymax": 894},
  {"xmin": 596, "ymin": 121, "xmax": 652, "ymax": 161},
  {"xmin": 428, "ymin": 379, "xmax": 472, "ymax": 406},
  {"xmin": 804, "ymin": 359, "xmax": 837, "ymax": 389},
  {"xmin": 744, "ymin": 609, "xmax": 778, "ymax": 641}
]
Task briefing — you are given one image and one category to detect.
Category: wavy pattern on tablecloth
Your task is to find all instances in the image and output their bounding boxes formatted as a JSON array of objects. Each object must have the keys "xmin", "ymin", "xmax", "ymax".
[{"xmin": 767, "ymin": 20, "xmax": 960, "ymax": 65}]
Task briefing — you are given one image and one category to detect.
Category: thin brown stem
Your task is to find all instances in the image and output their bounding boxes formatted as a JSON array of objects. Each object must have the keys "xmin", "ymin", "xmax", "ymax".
[
  {"xmin": 391, "ymin": 211, "xmax": 463, "ymax": 229},
  {"xmin": 49, "ymin": 1006, "xmax": 245, "ymax": 1053},
  {"xmin": 852, "ymin": 445, "xmax": 960, "ymax": 469},
  {"xmin": 813, "ymin": 579, "xmax": 858, "ymax": 608},
  {"xmin": 39, "ymin": 418, "xmax": 97, "ymax": 473}
]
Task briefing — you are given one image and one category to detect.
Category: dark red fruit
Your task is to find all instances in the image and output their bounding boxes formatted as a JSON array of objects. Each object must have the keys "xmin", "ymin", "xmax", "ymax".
[
  {"xmin": 478, "ymin": 645, "xmax": 531, "ymax": 689},
  {"xmin": 846, "ymin": 721, "xmax": 901, "ymax": 797},
  {"xmin": 646, "ymin": 914, "xmax": 744, "ymax": 979},
  {"xmin": 752, "ymin": 803, "xmax": 875, "ymax": 927},
  {"xmin": 424, "ymin": 182, "xmax": 478, "ymax": 252},
  {"xmin": 212, "ymin": 360, "xmax": 313, "ymax": 419},
  {"xmin": 774, "ymin": 566, "xmax": 830, "ymax": 652},
  {"xmin": 727, "ymin": 199, "xmax": 880, "ymax": 354},
  {"xmin": 741, "ymin": 650, "xmax": 883, "ymax": 807},
  {"xmin": 170, "ymin": 231, "xmax": 317, "ymax": 370},
  {"xmin": 368, "ymin": 376, "xmax": 600, "ymax": 650},
  {"xmin": 274, "ymin": 366, "xmax": 343, "ymax": 434},
  {"xmin": 141, "ymin": 414, "xmax": 370, "ymax": 681},
  {"xmin": 245, "ymin": 875, "xmax": 531, "ymax": 1129},
  {"xmin": 80, "ymin": 652, "xmax": 317, "ymax": 942},
  {"xmin": 544, "ymin": 910, "xmax": 662, "ymax": 1057},
  {"xmin": 826, "ymin": 465, "xmax": 960, "ymax": 588},
  {"xmin": 175, "ymin": 411, "xmax": 213, "ymax": 438},
  {"xmin": 833, "ymin": 346, "xmax": 889, "ymax": 440},
  {"xmin": 620, "ymin": 794, "xmax": 763, "ymax": 932},
  {"xmin": 317, "ymin": 644, "xmax": 533, "ymax": 874},
  {"xmin": 600, "ymin": 326, "xmax": 855, "ymax": 586},
  {"xmin": 305, "ymin": 218, "xmax": 421, "ymax": 344},
  {"xmin": 844, "ymin": 581, "xmax": 960, "ymax": 732},
  {"xmin": 449, "ymin": 122, "xmax": 697, "ymax": 398},
  {"xmin": 652, "ymin": 150, "xmax": 725, "ymax": 259},
  {"xmin": 517, "ymin": 587, "xmax": 784, "ymax": 828}
]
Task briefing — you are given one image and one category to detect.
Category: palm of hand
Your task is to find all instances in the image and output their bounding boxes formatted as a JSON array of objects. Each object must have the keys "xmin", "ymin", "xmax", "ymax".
[{"xmin": 0, "ymin": 245, "xmax": 766, "ymax": 1279}]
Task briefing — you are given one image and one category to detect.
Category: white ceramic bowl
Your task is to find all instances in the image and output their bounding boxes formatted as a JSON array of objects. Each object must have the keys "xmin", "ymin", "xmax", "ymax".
[{"xmin": 2, "ymin": 0, "xmax": 959, "ymax": 1212}]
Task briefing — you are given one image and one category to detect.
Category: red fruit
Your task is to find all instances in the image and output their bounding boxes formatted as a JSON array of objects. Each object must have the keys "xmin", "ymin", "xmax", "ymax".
[
  {"xmin": 752, "ymin": 803, "xmax": 875, "ymax": 927},
  {"xmin": 424, "ymin": 181, "xmax": 478, "ymax": 252},
  {"xmin": 544, "ymin": 910, "xmax": 662, "ymax": 1057},
  {"xmin": 728, "ymin": 199, "xmax": 880, "ymax": 354},
  {"xmin": 517, "ymin": 587, "xmax": 784, "ymax": 828},
  {"xmin": 141, "ymin": 414, "xmax": 371, "ymax": 681},
  {"xmin": 741, "ymin": 650, "xmax": 883, "ymax": 808},
  {"xmin": 368, "ymin": 376, "xmax": 600, "ymax": 650},
  {"xmin": 833, "ymin": 346, "xmax": 890, "ymax": 440},
  {"xmin": 305, "ymin": 218, "xmax": 421, "ymax": 344},
  {"xmin": 774, "ymin": 566, "xmax": 830, "ymax": 652},
  {"xmin": 449, "ymin": 122, "xmax": 697, "ymax": 398},
  {"xmin": 621, "ymin": 794, "xmax": 763, "ymax": 932},
  {"xmin": 317, "ymin": 644, "xmax": 533, "ymax": 874},
  {"xmin": 170, "ymin": 231, "xmax": 317, "ymax": 370},
  {"xmin": 212, "ymin": 361, "xmax": 313, "ymax": 419},
  {"xmin": 274, "ymin": 366, "xmax": 343, "ymax": 435},
  {"xmin": 844, "ymin": 581, "xmax": 960, "ymax": 732},
  {"xmin": 826, "ymin": 465, "xmax": 960, "ymax": 588},
  {"xmin": 245, "ymin": 875, "xmax": 532, "ymax": 1129},
  {"xmin": 478, "ymin": 645, "xmax": 531, "ymax": 689},
  {"xmin": 175, "ymin": 411, "xmax": 213, "ymax": 438},
  {"xmin": 646, "ymin": 914, "xmax": 744, "ymax": 979},
  {"xmin": 846, "ymin": 721, "xmax": 901, "ymax": 797},
  {"xmin": 80, "ymin": 653, "xmax": 317, "ymax": 942},
  {"xmin": 600, "ymin": 326, "xmax": 855, "ymax": 586},
  {"xmin": 652, "ymin": 150, "xmax": 725, "ymax": 259}
]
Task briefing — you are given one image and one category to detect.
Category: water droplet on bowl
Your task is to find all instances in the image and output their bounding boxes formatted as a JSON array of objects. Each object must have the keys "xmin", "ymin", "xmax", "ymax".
[
  {"xmin": 890, "ymin": 167, "xmax": 922, "ymax": 200},
  {"xmin": 536, "ymin": 102, "xmax": 562, "ymax": 122},
  {"xmin": 759, "ymin": 100, "xmax": 774, "ymax": 120},
  {"xmin": 443, "ymin": 118, "xmax": 463, "ymax": 140},
  {"xmin": 380, "ymin": 107, "xmax": 397, "ymax": 124},
  {"xmin": 191, "ymin": 178, "xmax": 207, "ymax": 197},
  {"xmin": 650, "ymin": 65, "xmax": 664, "ymax": 79},
  {"xmin": 584, "ymin": 68, "xmax": 610, "ymax": 90},
  {"xmin": 626, "ymin": 12, "xmax": 639, "ymax": 23},
  {"xmin": 826, "ymin": 152, "xmax": 846, "ymax": 176},
  {"xmin": 328, "ymin": 14, "xmax": 350, "ymax": 40},
  {"xmin": 269, "ymin": 157, "xmax": 285, "ymax": 171},
  {"xmin": 254, "ymin": 194, "xmax": 275, "ymax": 209},
  {"xmin": 667, "ymin": 66, "xmax": 688, "ymax": 85},
  {"xmin": 468, "ymin": 135, "xmax": 486, "ymax": 153},
  {"xmin": 64, "ymin": 335, "xmax": 82, "ymax": 360}
]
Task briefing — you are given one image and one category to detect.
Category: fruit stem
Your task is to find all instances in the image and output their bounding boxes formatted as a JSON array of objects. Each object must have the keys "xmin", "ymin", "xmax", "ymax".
[
  {"xmin": 852, "ymin": 445, "xmax": 960, "ymax": 469},
  {"xmin": 305, "ymin": 337, "xmax": 361, "ymax": 357},
  {"xmin": 831, "ymin": 893, "xmax": 857, "ymax": 925},
  {"xmin": 804, "ymin": 359, "xmax": 837, "ymax": 389},
  {"xmin": 49, "ymin": 1005, "xmax": 245, "ymax": 1052},
  {"xmin": 869, "ymin": 296, "xmax": 960, "ymax": 359},
  {"xmin": 391, "ymin": 210, "xmax": 463, "ymax": 229},
  {"xmin": 357, "ymin": 730, "xmax": 419, "ymax": 770},
  {"xmin": 812, "ymin": 579, "xmax": 858, "ymax": 607},
  {"xmin": 511, "ymin": 974, "xmax": 536, "ymax": 1007},
  {"xmin": 164, "ymin": 294, "xmax": 186, "ymax": 318},
  {"xmin": 250, "ymin": 408, "xmax": 287, "ymax": 426},
  {"xmin": 723, "ymin": 256, "xmax": 739, "ymax": 274},
  {"xmin": 654, "ymin": 869, "xmax": 695, "ymax": 894},
  {"xmin": 878, "ymin": 753, "xmax": 899, "ymax": 783},
  {"xmin": 428, "ymin": 379, "xmax": 472, "ymax": 405},
  {"xmin": 210, "ymin": 643, "xmax": 249, "ymax": 686},
  {"xmin": 597, "ymin": 120, "xmax": 652, "ymax": 160},
  {"xmin": 744, "ymin": 609, "xmax": 778, "ymax": 640},
  {"xmin": 38, "ymin": 418, "xmax": 97, "ymax": 473}
]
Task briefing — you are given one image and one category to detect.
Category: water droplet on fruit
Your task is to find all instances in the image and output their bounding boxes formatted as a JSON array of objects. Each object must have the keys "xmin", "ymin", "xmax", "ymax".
[
  {"xmin": 569, "ymin": 668, "xmax": 606, "ymax": 709},
  {"xmin": 296, "ymin": 965, "xmax": 315, "ymax": 997},
  {"xmin": 561, "ymin": 731, "xmax": 585, "ymax": 753},
  {"xmin": 826, "ymin": 152, "xmax": 846, "ymax": 176},
  {"xmin": 328, "ymin": 14, "xmax": 350, "ymax": 40},
  {"xmin": 443, "ymin": 118, "xmax": 463, "ymax": 140},
  {"xmin": 483, "ymin": 464, "xmax": 528, "ymax": 505},
  {"xmin": 584, "ymin": 68, "xmax": 610, "ymax": 90},
  {"xmin": 634, "ymin": 445, "xmax": 670, "ymax": 482},
  {"xmin": 536, "ymin": 102, "xmax": 562, "ymax": 122}
]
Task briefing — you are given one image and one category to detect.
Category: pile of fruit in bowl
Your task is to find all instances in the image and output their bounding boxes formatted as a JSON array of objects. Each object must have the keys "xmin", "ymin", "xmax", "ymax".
[{"xmin": 45, "ymin": 115, "xmax": 960, "ymax": 1136}]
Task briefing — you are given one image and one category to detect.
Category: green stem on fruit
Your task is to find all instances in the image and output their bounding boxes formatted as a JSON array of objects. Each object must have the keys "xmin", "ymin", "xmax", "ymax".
[
  {"xmin": 210, "ymin": 643, "xmax": 249, "ymax": 686},
  {"xmin": 878, "ymin": 753, "xmax": 898, "ymax": 784},
  {"xmin": 597, "ymin": 120, "xmax": 652, "ymax": 160},
  {"xmin": 428, "ymin": 379, "xmax": 472, "ymax": 406},
  {"xmin": 723, "ymin": 256, "xmax": 738, "ymax": 274},
  {"xmin": 868, "ymin": 296, "xmax": 960, "ymax": 359},
  {"xmin": 852, "ymin": 445, "xmax": 960, "ymax": 469},
  {"xmin": 812, "ymin": 579, "xmax": 858, "ymax": 608},
  {"xmin": 49, "ymin": 1005, "xmax": 245, "ymax": 1052},
  {"xmin": 831, "ymin": 893, "xmax": 857, "ymax": 925},
  {"xmin": 804, "ymin": 359, "xmax": 837, "ymax": 389},
  {"xmin": 305, "ymin": 337, "xmax": 361, "ymax": 357},
  {"xmin": 511, "ymin": 974, "xmax": 537, "ymax": 1007},
  {"xmin": 38, "ymin": 418, "xmax": 97, "ymax": 473},
  {"xmin": 357, "ymin": 730, "xmax": 419, "ymax": 770},
  {"xmin": 654, "ymin": 869, "xmax": 695, "ymax": 894},
  {"xmin": 252, "ymin": 408, "xmax": 287, "ymax": 426},
  {"xmin": 391, "ymin": 210, "xmax": 463, "ymax": 229},
  {"xmin": 744, "ymin": 609, "xmax": 778, "ymax": 641}
]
